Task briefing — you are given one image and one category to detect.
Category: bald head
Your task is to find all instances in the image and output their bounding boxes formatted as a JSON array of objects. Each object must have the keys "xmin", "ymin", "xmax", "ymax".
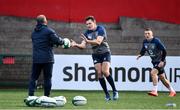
[{"xmin": 36, "ymin": 15, "xmax": 47, "ymax": 25}]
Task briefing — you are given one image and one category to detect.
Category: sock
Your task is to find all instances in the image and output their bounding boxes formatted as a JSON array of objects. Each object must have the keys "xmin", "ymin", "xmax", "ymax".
[
  {"xmin": 168, "ymin": 85, "xmax": 175, "ymax": 92},
  {"xmin": 99, "ymin": 77, "xmax": 109, "ymax": 95},
  {"xmin": 152, "ymin": 85, "xmax": 158, "ymax": 92},
  {"xmin": 106, "ymin": 75, "xmax": 117, "ymax": 92}
]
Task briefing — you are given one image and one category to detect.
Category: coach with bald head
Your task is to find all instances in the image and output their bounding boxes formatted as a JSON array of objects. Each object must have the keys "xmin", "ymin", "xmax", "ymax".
[{"xmin": 28, "ymin": 15, "xmax": 65, "ymax": 97}]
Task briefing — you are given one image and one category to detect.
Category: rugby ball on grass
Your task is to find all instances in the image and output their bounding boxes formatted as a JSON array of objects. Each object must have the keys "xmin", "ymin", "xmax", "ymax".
[
  {"xmin": 62, "ymin": 38, "xmax": 71, "ymax": 49},
  {"xmin": 72, "ymin": 96, "xmax": 87, "ymax": 106},
  {"xmin": 24, "ymin": 96, "xmax": 39, "ymax": 107},
  {"xmin": 35, "ymin": 96, "xmax": 57, "ymax": 107},
  {"xmin": 53, "ymin": 96, "xmax": 67, "ymax": 107}
]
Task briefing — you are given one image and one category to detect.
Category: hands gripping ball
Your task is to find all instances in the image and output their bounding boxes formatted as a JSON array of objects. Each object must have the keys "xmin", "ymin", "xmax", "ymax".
[
  {"xmin": 62, "ymin": 38, "xmax": 71, "ymax": 49},
  {"xmin": 72, "ymin": 96, "xmax": 87, "ymax": 106}
]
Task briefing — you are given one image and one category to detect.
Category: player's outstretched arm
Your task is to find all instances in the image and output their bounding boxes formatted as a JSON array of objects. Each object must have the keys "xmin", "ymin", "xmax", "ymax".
[
  {"xmin": 137, "ymin": 46, "xmax": 146, "ymax": 60},
  {"xmin": 71, "ymin": 39, "xmax": 86, "ymax": 49},
  {"xmin": 81, "ymin": 34, "xmax": 103, "ymax": 45}
]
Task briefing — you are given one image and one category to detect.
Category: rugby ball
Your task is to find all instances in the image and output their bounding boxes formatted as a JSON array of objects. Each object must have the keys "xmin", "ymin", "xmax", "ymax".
[
  {"xmin": 35, "ymin": 96, "xmax": 57, "ymax": 107},
  {"xmin": 62, "ymin": 38, "xmax": 71, "ymax": 49},
  {"xmin": 24, "ymin": 96, "xmax": 39, "ymax": 107},
  {"xmin": 72, "ymin": 96, "xmax": 87, "ymax": 106},
  {"xmin": 53, "ymin": 96, "xmax": 67, "ymax": 107}
]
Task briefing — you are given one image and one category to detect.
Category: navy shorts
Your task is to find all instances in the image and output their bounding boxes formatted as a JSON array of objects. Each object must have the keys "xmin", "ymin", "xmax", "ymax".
[
  {"xmin": 92, "ymin": 52, "xmax": 111, "ymax": 64},
  {"xmin": 152, "ymin": 62, "xmax": 166, "ymax": 75}
]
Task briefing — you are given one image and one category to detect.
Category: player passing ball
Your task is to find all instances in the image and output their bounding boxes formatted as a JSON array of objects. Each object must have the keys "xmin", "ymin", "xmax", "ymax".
[
  {"xmin": 71, "ymin": 16, "xmax": 119, "ymax": 101},
  {"xmin": 137, "ymin": 28, "xmax": 176, "ymax": 97}
]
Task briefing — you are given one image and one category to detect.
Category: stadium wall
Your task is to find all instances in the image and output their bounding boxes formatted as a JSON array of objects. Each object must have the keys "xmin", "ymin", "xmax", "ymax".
[{"xmin": 0, "ymin": 0, "xmax": 180, "ymax": 24}]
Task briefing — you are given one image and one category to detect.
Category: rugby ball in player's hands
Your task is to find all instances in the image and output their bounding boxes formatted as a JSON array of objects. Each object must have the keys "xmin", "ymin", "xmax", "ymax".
[
  {"xmin": 53, "ymin": 96, "xmax": 67, "ymax": 107},
  {"xmin": 72, "ymin": 96, "xmax": 87, "ymax": 106},
  {"xmin": 35, "ymin": 96, "xmax": 57, "ymax": 107},
  {"xmin": 24, "ymin": 96, "xmax": 39, "ymax": 107},
  {"xmin": 62, "ymin": 38, "xmax": 71, "ymax": 49}
]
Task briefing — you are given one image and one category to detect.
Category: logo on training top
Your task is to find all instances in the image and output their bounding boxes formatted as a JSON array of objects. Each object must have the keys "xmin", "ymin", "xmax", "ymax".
[
  {"xmin": 93, "ymin": 60, "xmax": 97, "ymax": 64},
  {"xmin": 150, "ymin": 44, "xmax": 155, "ymax": 49},
  {"xmin": 87, "ymin": 32, "xmax": 98, "ymax": 40},
  {"xmin": 144, "ymin": 43, "xmax": 148, "ymax": 49},
  {"xmin": 87, "ymin": 35, "xmax": 92, "ymax": 39}
]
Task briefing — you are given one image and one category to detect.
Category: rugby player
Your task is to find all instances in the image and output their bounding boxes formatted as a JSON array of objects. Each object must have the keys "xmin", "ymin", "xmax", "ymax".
[
  {"xmin": 71, "ymin": 16, "xmax": 119, "ymax": 101},
  {"xmin": 137, "ymin": 28, "xmax": 176, "ymax": 97}
]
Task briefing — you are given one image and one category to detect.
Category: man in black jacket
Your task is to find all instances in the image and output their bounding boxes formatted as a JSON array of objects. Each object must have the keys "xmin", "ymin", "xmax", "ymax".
[{"xmin": 28, "ymin": 15, "xmax": 65, "ymax": 97}]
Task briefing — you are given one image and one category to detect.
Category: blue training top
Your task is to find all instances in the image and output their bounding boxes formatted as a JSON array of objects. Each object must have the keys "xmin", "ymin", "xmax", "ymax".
[
  {"xmin": 84, "ymin": 25, "xmax": 110, "ymax": 54},
  {"xmin": 140, "ymin": 37, "xmax": 167, "ymax": 63},
  {"xmin": 31, "ymin": 24, "xmax": 64, "ymax": 63}
]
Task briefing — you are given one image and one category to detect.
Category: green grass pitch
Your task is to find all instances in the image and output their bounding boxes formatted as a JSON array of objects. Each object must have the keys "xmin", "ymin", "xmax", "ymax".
[{"xmin": 0, "ymin": 89, "xmax": 179, "ymax": 109}]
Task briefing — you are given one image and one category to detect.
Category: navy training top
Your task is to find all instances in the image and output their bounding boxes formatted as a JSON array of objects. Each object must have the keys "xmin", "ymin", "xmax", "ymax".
[
  {"xmin": 84, "ymin": 25, "xmax": 110, "ymax": 54},
  {"xmin": 31, "ymin": 24, "xmax": 64, "ymax": 63},
  {"xmin": 139, "ymin": 37, "xmax": 167, "ymax": 63}
]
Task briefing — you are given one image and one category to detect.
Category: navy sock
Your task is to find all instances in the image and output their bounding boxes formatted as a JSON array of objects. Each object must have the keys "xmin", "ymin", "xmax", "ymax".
[
  {"xmin": 99, "ymin": 77, "xmax": 109, "ymax": 95},
  {"xmin": 106, "ymin": 75, "xmax": 117, "ymax": 92}
]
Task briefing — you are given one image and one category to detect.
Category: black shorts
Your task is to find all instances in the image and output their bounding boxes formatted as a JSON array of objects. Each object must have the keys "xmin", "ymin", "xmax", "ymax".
[
  {"xmin": 92, "ymin": 52, "xmax": 111, "ymax": 64},
  {"xmin": 152, "ymin": 62, "xmax": 166, "ymax": 75}
]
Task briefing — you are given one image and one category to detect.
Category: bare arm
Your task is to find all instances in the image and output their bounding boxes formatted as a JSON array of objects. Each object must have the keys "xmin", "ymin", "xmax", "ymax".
[
  {"xmin": 81, "ymin": 34, "xmax": 103, "ymax": 45},
  {"xmin": 71, "ymin": 33, "xmax": 104, "ymax": 49},
  {"xmin": 71, "ymin": 39, "xmax": 86, "ymax": 49}
]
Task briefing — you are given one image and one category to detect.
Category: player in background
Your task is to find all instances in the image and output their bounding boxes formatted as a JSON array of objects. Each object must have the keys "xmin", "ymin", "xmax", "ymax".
[
  {"xmin": 137, "ymin": 28, "xmax": 176, "ymax": 97},
  {"xmin": 71, "ymin": 16, "xmax": 119, "ymax": 101}
]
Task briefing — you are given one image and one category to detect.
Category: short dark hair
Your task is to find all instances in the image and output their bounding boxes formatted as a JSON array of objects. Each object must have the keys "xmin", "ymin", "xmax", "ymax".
[
  {"xmin": 85, "ymin": 16, "xmax": 96, "ymax": 22},
  {"xmin": 36, "ymin": 15, "xmax": 46, "ymax": 24}
]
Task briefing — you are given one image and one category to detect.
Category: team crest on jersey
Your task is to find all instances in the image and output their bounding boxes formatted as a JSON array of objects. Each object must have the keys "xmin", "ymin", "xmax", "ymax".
[
  {"xmin": 145, "ymin": 45, "xmax": 148, "ymax": 49},
  {"xmin": 87, "ymin": 35, "xmax": 92, "ymax": 39},
  {"xmin": 93, "ymin": 60, "xmax": 97, "ymax": 63},
  {"xmin": 150, "ymin": 44, "xmax": 155, "ymax": 49}
]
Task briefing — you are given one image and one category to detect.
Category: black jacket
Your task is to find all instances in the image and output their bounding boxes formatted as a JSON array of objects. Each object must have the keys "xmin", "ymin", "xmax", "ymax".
[{"xmin": 31, "ymin": 24, "xmax": 64, "ymax": 63}]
